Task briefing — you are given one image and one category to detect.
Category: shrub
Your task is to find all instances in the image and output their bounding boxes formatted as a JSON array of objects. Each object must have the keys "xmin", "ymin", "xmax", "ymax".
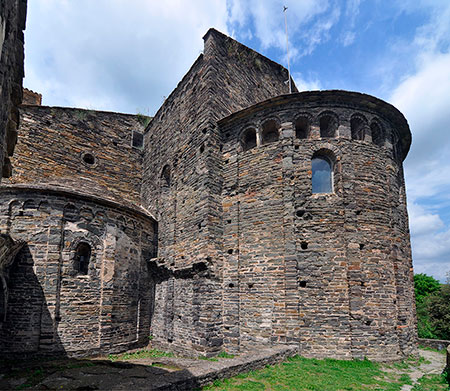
[
  {"xmin": 414, "ymin": 273, "xmax": 441, "ymax": 302},
  {"xmin": 427, "ymin": 283, "xmax": 450, "ymax": 340},
  {"xmin": 414, "ymin": 273, "xmax": 441, "ymax": 339}
]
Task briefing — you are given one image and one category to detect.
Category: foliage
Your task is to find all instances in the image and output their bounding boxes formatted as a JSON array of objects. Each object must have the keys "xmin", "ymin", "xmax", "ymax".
[
  {"xmin": 414, "ymin": 273, "xmax": 441, "ymax": 302},
  {"xmin": 416, "ymin": 298, "xmax": 439, "ymax": 339},
  {"xmin": 217, "ymin": 351, "xmax": 235, "ymax": 359},
  {"xmin": 136, "ymin": 113, "xmax": 151, "ymax": 127},
  {"xmin": 427, "ymin": 283, "xmax": 450, "ymax": 340},
  {"xmin": 203, "ymin": 355, "xmax": 415, "ymax": 391},
  {"xmin": 414, "ymin": 273, "xmax": 442, "ymax": 339},
  {"xmin": 411, "ymin": 373, "xmax": 449, "ymax": 390}
]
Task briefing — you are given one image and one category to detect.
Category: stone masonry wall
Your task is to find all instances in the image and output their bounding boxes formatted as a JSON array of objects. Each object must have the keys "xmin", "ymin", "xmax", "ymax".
[
  {"xmin": 22, "ymin": 88, "xmax": 42, "ymax": 105},
  {"xmin": 142, "ymin": 29, "xmax": 293, "ymax": 355},
  {"xmin": 219, "ymin": 92, "xmax": 416, "ymax": 361},
  {"xmin": 0, "ymin": 0, "xmax": 27, "ymax": 178},
  {"xmin": 4, "ymin": 106, "xmax": 146, "ymax": 207},
  {"xmin": 0, "ymin": 188, "xmax": 156, "ymax": 357}
]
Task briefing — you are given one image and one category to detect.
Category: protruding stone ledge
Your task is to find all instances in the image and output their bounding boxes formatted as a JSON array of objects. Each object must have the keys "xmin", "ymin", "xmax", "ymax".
[
  {"xmin": 419, "ymin": 338, "xmax": 450, "ymax": 352},
  {"xmin": 0, "ymin": 183, "xmax": 156, "ymax": 222}
]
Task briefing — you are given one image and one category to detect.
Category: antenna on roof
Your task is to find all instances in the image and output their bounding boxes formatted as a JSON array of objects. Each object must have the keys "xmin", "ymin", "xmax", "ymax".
[{"xmin": 283, "ymin": 5, "xmax": 292, "ymax": 94}]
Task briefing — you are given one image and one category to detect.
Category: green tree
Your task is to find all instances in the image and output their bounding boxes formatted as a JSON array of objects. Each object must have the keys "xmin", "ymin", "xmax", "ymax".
[
  {"xmin": 427, "ymin": 283, "xmax": 450, "ymax": 340},
  {"xmin": 414, "ymin": 273, "xmax": 441, "ymax": 339},
  {"xmin": 414, "ymin": 273, "xmax": 441, "ymax": 302}
]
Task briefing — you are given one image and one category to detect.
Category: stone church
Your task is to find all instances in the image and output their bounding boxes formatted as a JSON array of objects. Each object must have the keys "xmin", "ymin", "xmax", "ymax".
[{"xmin": 0, "ymin": 8, "xmax": 417, "ymax": 361}]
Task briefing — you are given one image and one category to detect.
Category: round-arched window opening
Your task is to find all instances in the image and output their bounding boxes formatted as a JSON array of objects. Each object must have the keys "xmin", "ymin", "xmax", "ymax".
[
  {"xmin": 312, "ymin": 156, "xmax": 333, "ymax": 194},
  {"xmin": 261, "ymin": 119, "xmax": 280, "ymax": 145},
  {"xmin": 295, "ymin": 116, "xmax": 310, "ymax": 139},
  {"xmin": 371, "ymin": 121, "xmax": 384, "ymax": 147},
  {"xmin": 74, "ymin": 242, "xmax": 92, "ymax": 275},
  {"xmin": 82, "ymin": 153, "xmax": 95, "ymax": 165},
  {"xmin": 319, "ymin": 114, "xmax": 337, "ymax": 138},
  {"xmin": 350, "ymin": 116, "xmax": 367, "ymax": 141},
  {"xmin": 241, "ymin": 128, "xmax": 257, "ymax": 151}
]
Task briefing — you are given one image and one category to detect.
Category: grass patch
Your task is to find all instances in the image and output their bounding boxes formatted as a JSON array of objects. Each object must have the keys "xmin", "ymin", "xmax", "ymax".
[
  {"xmin": 199, "ymin": 356, "xmax": 219, "ymax": 362},
  {"xmin": 136, "ymin": 113, "xmax": 151, "ymax": 127},
  {"xmin": 217, "ymin": 351, "xmax": 235, "ymax": 359},
  {"xmin": 204, "ymin": 355, "xmax": 412, "ymax": 391},
  {"xmin": 412, "ymin": 373, "xmax": 449, "ymax": 390},
  {"xmin": 108, "ymin": 348, "xmax": 174, "ymax": 361}
]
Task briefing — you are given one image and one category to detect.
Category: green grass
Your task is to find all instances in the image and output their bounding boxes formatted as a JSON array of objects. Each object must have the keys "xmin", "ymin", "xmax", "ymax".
[
  {"xmin": 203, "ymin": 356, "xmax": 417, "ymax": 391},
  {"xmin": 108, "ymin": 348, "xmax": 174, "ymax": 361},
  {"xmin": 411, "ymin": 373, "xmax": 449, "ymax": 390},
  {"xmin": 217, "ymin": 351, "xmax": 235, "ymax": 359},
  {"xmin": 199, "ymin": 356, "xmax": 219, "ymax": 361}
]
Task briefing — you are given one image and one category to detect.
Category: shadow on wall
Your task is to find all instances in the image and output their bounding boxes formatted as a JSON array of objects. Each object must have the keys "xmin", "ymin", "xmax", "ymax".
[{"xmin": 0, "ymin": 244, "xmax": 66, "ymax": 358}]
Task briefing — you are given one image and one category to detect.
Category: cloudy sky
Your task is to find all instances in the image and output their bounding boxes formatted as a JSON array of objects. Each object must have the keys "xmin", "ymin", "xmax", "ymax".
[{"xmin": 24, "ymin": 0, "xmax": 450, "ymax": 281}]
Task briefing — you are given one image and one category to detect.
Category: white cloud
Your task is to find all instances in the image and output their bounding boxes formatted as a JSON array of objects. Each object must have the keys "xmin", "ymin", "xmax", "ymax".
[
  {"xmin": 392, "ymin": 53, "xmax": 450, "ymax": 164},
  {"xmin": 227, "ymin": 0, "xmax": 336, "ymax": 58},
  {"xmin": 293, "ymin": 72, "xmax": 322, "ymax": 91},
  {"xmin": 24, "ymin": 0, "xmax": 229, "ymax": 113},
  {"xmin": 387, "ymin": 1, "xmax": 450, "ymax": 281},
  {"xmin": 339, "ymin": 0, "xmax": 360, "ymax": 46},
  {"xmin": 408, "ymin": 202, "xmax": 450, "ymax": 282},
  {"xmin": 408, "ymin": 202, "xmax": 444, "ymax": 236}
]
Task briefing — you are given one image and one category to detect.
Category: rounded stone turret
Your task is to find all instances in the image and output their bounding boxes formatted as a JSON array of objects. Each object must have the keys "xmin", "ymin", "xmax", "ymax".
[{"xmin": 219, "ymin": 91, "xmax": 415, "ymax": 360}]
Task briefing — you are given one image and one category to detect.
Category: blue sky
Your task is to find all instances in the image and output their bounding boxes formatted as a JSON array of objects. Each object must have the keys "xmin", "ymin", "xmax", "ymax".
[{"xmin": 24, "ymin": 0, "xmax": 450, "ymax": 282}]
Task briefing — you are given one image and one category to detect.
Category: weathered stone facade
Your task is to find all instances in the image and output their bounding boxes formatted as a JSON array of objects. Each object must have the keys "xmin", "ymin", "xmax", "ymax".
[
  {"xmin": 219, "ymin": 92, "xmax": 414, "ymax": 361},
  {"xmin": 0, "ymin": 28, "xmax": 417, "ymax": 360},
  {"xmin": 0, "ymin": 0, "xmax": 27, "ymax": 178},
  {"xmin": 0, "ymin": 104, "xmax": 157, "ymax": 357}
]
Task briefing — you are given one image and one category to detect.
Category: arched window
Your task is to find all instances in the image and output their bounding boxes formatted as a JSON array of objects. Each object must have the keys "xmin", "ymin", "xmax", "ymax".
[
  {"xmin": 371, "ymin": 121, "xmax": 384, "ymax": 146},
  {"xmin": 319, "ymin": 114, "xmax": 337, "ymax": 138},
  {"xmin": 261, "ymin": 119, "xmax": 279, "ymax": 145},
  {"xmin": 351, "ymin": 116, "xmax": 367, "ymax": 141},
  {"xmin": 241, "ymin": 128, "xmax": 257, "ymax": 151},
  {"xmin": 161, "ymin": 165, "xmax": 171, "ymax": 189},
  {"xmin": 312, "ymin": 155, "xmax": 333, "ymax": 194},
  {"xmin": 295, "ymin": 116, "xmax": 310, "ymax": 139},
  {"xmin": 74, "ymin": 242, "xmax": 91, "ymax": 275}
]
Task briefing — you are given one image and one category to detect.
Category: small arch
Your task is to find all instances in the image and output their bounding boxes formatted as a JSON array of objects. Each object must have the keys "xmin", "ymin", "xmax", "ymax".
[
  {"xmin": 80, "ymin": 207, "xmax": 94, "ymax": 222},
  {"xmin": 311, "ymin": 150, "xmax": 335, "ymax": 194},
  {"xmin": 371, "ymin": 120, "xmax": 385, "ymax": 147},
  {"xmin": 319, "ymin": 113, "xmax": 338, "ymax": 138},
  {"xmin": 161, "ymin": 165, "xmax": 171, "ymax": 189},
  {"xmin": 350, "ymin": 115, "xmax": 367, "ymax": 141},
  {"xmin": 241, "ymin": 128, "xmax": 257, "ymax": 151},
  {"xmin": 63, "ymin": 204, "xmax": 78, "ymax": 222},
  {"xmin": 8, "ymin": 200, "xmax": 21, "ymax": 218},
  {"xmin": 74, "ymin": 242, "xmax": 92, "ymax": 275},
  {"xmin": 295, "ymin": 116, "xmax": 310, "ymax": 139},
  {"xmin": 38, "ymin": 201, "xmax": 50, "ymax": 212},
  {"xmin": 23, "ymin": 199, "xmax": 36, "ymax": 210},
  {"xmin": 117, "ymin": 216, "xmax": 126, "ymax": 230},
  {"xmin": 391, "ymin": 132, "xmax": 400, "ymax": 161},
  {"xmin": 261, "ymin": 119, "xmax": 280, "ymax": 145}
]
